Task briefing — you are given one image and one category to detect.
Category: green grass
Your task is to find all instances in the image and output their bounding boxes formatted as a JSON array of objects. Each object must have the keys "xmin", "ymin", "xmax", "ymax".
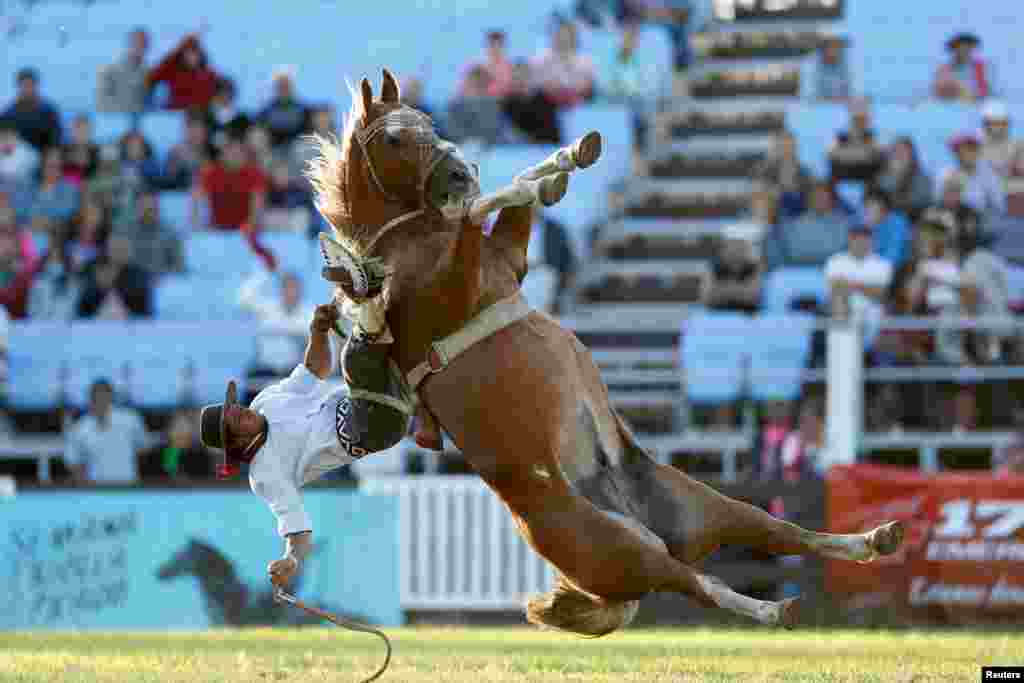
[{"xmin": 1, "ymin": 627, "xmax": 1020, "ymax": 682}]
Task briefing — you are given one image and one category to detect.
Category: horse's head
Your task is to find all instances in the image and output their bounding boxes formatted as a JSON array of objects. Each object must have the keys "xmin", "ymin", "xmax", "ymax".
[
  {"xmin": 308, "ymin": 68, "xmax": 479, "ymax": 262},
  {"xmin": 156, "ymin": 538, "xmax": 219, "ymax": 581}
]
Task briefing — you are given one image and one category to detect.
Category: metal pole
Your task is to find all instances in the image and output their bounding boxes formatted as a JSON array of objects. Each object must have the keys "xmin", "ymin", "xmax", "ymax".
[{"xmin": 826, "ymin": 312, "xmax": 862, "ymax": 466}]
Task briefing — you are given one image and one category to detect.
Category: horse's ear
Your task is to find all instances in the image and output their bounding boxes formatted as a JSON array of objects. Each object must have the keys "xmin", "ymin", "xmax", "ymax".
[
  {"xmin": 359, "ymin": 78, "xmax": 374, "ymax": 121},
  {"xmin": 381, "ymin": 68, "xmax": 401, "ymax": 103}
]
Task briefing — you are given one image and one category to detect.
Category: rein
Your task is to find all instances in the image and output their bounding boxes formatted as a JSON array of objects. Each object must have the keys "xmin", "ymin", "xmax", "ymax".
[{"xmin": 275, "ymin": 588, "xmax": 393, "ymax": 682}]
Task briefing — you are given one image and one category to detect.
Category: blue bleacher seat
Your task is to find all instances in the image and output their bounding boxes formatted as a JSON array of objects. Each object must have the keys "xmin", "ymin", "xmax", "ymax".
[
  {"xmin": 160, "ymin": 191, "xmax": 192, "ymax": 234},
  {"xmin": 680, "ymin": 311, "xmax": 750, "ymax": 405},
  {"xmin": 156, "ymin": 274, "xmax": 251, "ymax": 322},
  {"xmin": 762, "ymin": 267, "xmax": 829, "ymax": 314},
  {"xmin": 256, "ymin": 232, "xmax": 316, "ymax": 277},
  {"xmin": 1005, "ymin": 265, "xmax": 1024, "ymax": 307},
  {"xmin": 140, "ymin": 112, "xmax": 182, "ymax": 163},
  {"xmin": 184, "ymin": 231, "xmax": 253, "ymax": 278},
  {"xmin": 7, "ymin": 322, "xmax": 69, "ymax": 410},
  {"xmin": 747, "ymin": 314, "xmax": 815, "ymax": 402},
  {"xmin": 91, "ymin": 112, "xmax": 134, "ymax": 145}
]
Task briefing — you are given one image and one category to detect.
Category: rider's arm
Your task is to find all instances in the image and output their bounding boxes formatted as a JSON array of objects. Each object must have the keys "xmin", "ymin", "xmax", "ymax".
[
  {"xmin": 304, "ymin": 304, "xmax": 338, "ymax": 380},
  {"xmin": 284, "ymin": 530, "xmax": 313, "ymax": 565}
]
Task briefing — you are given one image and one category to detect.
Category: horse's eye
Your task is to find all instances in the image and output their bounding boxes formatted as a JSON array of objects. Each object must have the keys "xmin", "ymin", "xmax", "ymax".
[{"xmin": 385, "ymin": 132, "xmax": 401, "ymax": 147}]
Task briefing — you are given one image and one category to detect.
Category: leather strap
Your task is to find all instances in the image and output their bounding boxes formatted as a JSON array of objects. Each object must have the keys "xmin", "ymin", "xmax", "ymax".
[{"xmin": 406, "ymin": 293, "xmax": 533, "ymax": 390}]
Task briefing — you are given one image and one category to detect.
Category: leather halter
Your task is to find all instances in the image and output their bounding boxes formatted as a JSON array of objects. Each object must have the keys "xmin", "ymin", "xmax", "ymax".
[{"xmin": 351, "ymin": 107, "xmax": 452, "ymax": 255}]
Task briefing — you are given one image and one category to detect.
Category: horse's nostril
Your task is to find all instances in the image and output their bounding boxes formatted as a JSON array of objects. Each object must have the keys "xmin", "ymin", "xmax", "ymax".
[{"xmin": 452, "ymin": 170, "xmax": 469, "ymax": 184}]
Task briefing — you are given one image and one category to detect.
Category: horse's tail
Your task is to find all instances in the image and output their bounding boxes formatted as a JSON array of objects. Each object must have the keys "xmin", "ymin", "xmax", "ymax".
[{"xmin": 525, "ymin": 575, "xmax": 639, "ymax": 638}]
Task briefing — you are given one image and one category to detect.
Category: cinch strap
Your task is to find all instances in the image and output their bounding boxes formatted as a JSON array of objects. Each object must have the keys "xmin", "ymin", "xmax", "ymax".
[{"xmin": 406, "ymin": 293, "xmax": 533, "ymax": 390}]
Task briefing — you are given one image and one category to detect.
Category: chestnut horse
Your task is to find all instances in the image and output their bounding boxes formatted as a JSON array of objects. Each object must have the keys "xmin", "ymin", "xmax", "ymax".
[{"xmin": 311, "ymin": 70, "xmax": 904, "ymax": 635}]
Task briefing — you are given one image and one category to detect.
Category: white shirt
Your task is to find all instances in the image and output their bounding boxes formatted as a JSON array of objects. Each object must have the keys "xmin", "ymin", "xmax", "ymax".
[
  {"xmin": 825, "ymin": 251, "xmax": 893, "ymax": 336},
  {"xmin": 65, "ymin": 407, "xmax": 147, "ymax": 483},
  {"xmin": 0, "ymin": 138, "xmax": 38, "ymax": 185},
  {"xmin": 921, "ymin": 259, "xmax": 960, "ymax": 309},
  {"xmin": 247, "ymin": 364, "xmax": 358, "ymax": 537}
]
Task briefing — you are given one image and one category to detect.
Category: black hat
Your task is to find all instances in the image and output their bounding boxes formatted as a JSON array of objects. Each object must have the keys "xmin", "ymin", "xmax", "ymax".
[
  {"xmin": 15, "ymin": 67, "xmax": 38, "ymax": 84},
  {"xmin": 200, "ymin": 380, "xmax": 249, "ymax": 478},
  {"xmin": 946, "ymin": 32, "xmax": 980, "ymax": 51}
]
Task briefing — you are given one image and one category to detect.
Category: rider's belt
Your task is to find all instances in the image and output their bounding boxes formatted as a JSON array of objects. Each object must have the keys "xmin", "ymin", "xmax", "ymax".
[{"xmin": 406, "ymin": 293, "xmax": 533, "ymax": 390}]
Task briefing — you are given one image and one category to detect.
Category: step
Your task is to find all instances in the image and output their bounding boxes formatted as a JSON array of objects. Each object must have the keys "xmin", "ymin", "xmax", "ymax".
[
  {"xmin": 662, "ymin": 110, "xmax": 786, "ymax": 138},
  {"xmin": 628, "ymin": 177, "xmax": 754, "ymax": 198},
  {"xmin": 691, "ymin": 77, "xmax": 800, "ymax": 99},
  {"xmin": 593, "ymin": 218, "xmax": 735, "ymax": 261},
  {"xmin": 563, "ymin": 305, "xmax": 690, "ymax": 334},
  {"xmin": 693, "ymin": 29, "xmax": 836, "ymax": 60},
  {"xmin": 580, "ymin": 259, "xmax": 712, "ymax": 282},
  {"xmin": 690, "ymin": 55, "xmax": 808, "ymax": 80},
  {"xmin": 597, "ymin": 217, "xmax": 738, "ymax": 243},
  {"xmin": 660, "ymin": 97, "xmax": 795, "ymax": 116},
  {"xmin": 655, "ymin": 132, "xmax": 776, "ymax": 159}
]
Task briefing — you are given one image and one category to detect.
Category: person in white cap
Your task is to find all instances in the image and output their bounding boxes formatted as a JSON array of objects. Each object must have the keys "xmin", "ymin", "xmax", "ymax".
[{"xmin": 980, "ymin": 101, "xmax": 1024, "ymax": 180}]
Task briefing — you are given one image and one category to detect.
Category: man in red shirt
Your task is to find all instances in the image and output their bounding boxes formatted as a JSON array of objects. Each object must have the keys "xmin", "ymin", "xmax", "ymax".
[{"xmin": 193, "ymin": 137, "xmax": 267, "ymax": 231}]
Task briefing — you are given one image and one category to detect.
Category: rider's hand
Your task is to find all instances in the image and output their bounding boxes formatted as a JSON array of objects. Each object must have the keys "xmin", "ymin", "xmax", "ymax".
[
  {"xmin": 268, "ymin": 556, "xmax": 299, "ymax": 588},
  {"xmin": 310, "ymin": 304, "xmax": 340, "ymax": 335}
]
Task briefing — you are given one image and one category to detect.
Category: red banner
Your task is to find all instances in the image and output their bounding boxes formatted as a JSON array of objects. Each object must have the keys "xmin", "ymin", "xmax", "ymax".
[{"xmin": 826, "ymin": 464, "xmax": 1024, "ymax": 618}]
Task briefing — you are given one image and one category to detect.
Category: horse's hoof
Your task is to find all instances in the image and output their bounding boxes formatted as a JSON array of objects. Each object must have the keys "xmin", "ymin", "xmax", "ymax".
[
  {"xmin": 778, "ymin": 597, "xmax": 801, "ymax": 630},
  {"xmin": 538, "ymin": 172, "xmax": 569, "ymax": 207},
  {"xmin": 572, "ymin": 130, "xmax": 602, "ymax": 169},
  {"xmin": 867, "ymin": 520, "xmax": 905, "ymax": 558}
]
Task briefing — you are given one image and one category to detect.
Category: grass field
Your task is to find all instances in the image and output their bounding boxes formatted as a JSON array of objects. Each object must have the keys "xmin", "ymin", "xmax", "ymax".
[{"xmin": 2, "ymin": 627, "xmax": 1020, "ymax": 682}]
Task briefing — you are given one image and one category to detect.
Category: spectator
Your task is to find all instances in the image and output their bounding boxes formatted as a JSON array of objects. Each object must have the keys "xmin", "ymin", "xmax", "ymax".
[
  {"xmin": 530, "ymin": 19, "xmax": 595, "ymax": 110},
  {"xmin": 1, "ymin": 68, "xmax": 62, "ymax": 153},
  {"xmin": 732, "ymin": 183, "xmax": 779, "ymax": 250},
  {"xmin": 478, "ymin": 30, "xmax": 515, "ymax": 99},
  {"xmin": 112, "ymin": 191, "xmax": 184, "ymax": 276},
  {"xmin": 207, "ymin": 77, "xmax": 251, "ymax": 149},
  {"xmin": 874, "ymin": 136, "xmax": 933, "ymax": 221},
  {"xmin": 96, "ymin": 27, "xmax": 150, "ymax": 115},
  {"xmin": 290, "ymin": 104, "xmax": 336, "ymax": 181},
  {"xmin": 754, "ymin": 130, "xmax": 813, "ymax": 218},
  {"xmin": 995, "ymin": 435, "xmax": 1024, "ymax": 476},
  {"xmin": 938, "ymin": 132, "xmax": 1006, "ymax": 216},
  {"xmin": 765, "ymin": 181, "xmax": 850, "ymax": 269},
  {"xmin": 118, "ymin": 130, "xmax": 162, "ymax": 191},
  {"xmin": 25, "ymin": 148, "xmax": 80, "ymax": 228},
  {"xmin": 827, "ymin": 99, "xmax": 884, "ymax": 183},
  {"xmin": 933, "ymin": 32, "xmax": 991, "ymax": 103},
  {"xmin": 245, "ymin": 123, "xmax": 276, "ymax": 173},
  {"xmin": 0, "ymin": 219, "xmax": 44, "ymax": 319},
  {"xmin": 265, "ymin": 159, "xmax": 312, "ymax": 233},
  {"xmin": 163, "ymin": 115, "xmax": 214, "ymax": 191},
  {"xmin": 778, "ymin": 401, "xmax": 826, "ymax": 481},
  {"xmin": 146, "ymin": 33, "xmax": 219, "ymax": 111},
  {"xmin": 139, "ymin": 410, "xmax": 211, "ymax": 480},
  {"xmin": 912, "ymin": 210, "xmax": 962, "ymax": 364},
  {"xmin": 193, "ymin": 136, "xmax": 268, "ymax": 231},
  {"xmin": 502, "ymin": 60, "xmax": 562, "ymax": 144},
  {"xmin": 825, "ymin": 223, "xmax": 892, "ymax": 351},
  {"xmin": 875, "ymin": 263, "xmax": 933, "ymax": 366},
  {"xmin": 66, "ymin": 199, "xmax": 111, "ymax": 274},
  {"xmin": 863, "ymin": 189, "xmax": 911, "ymax": 268},
  {"xmin": 814, "ymin": 36, "xmax": 851, "ymax": 102},
  {"xmin": 934, "ymin": 172, "xmax": 985, "ymax": 245},
  {"xmin": 704, "ymin": 225, "xmax": 762, "ymax": 314},
  {"xmin": 76, "ymin": 235, "xmax": 153, "ymax": 319},
  {"xmin": 238, "ymin": 268, "xmax": 324, "ymax": 374},
  {"xmin": 957, "ymin": 216, "xmax": 1011, "ymax": 364},
  {"xmin": 258, "ymin": 68, "xmax": 309, "ymax": 150},
  {"xmin": 64, "ymin": 378, "xmax": 147, "ymax": 484},
  {"xmin": 0, "ymin": 117, "xmax": 38, "ymax": 194},
  {"xmin": 446, "ymin": 66, "xmax": 509, "ymax": 146},
  {"xmin": 519, "ymin": 212, "xmax": 577, "ymax": 314},
  {"xmin": 0, "ymin": 203, "xmax": 38, "ymax": 266},
  {"xmin": 61, "ymin": 114, "xmax": 101, "ymax": 185},
  {"xmin": 980, "ymin": 101, "xmax": 1024, "ymax": 181},
  {"xmin": 602, "ymin": 22, "xmax": 658, "ymax": 160},
  {"xmin": 27, "ymin": 233, "xmax": 82, "ymax": 321},
  {"xmin": 638, "ymin": 1, "xmax": 699, "ymax": 94}
]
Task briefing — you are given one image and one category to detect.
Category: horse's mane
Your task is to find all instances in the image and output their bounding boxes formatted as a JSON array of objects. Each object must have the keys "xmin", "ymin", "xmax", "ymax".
[{"xmin": 305, "ymin": 80, "xmax": 369, "ymax": 254}]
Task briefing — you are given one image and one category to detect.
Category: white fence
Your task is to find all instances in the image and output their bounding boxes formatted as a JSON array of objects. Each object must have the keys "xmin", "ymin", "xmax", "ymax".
[{"xmin": 361, "ymin": 476, "xmax": 557, "ymax": 611}]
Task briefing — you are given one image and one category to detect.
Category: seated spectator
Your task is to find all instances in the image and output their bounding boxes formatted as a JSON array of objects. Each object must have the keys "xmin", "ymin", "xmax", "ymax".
[
  {"xmin": 258, "ymin": 68, "xmax": 309, "ymax": 150},
  {"xmin": 238, "ymin": 268, "xmax": 324, "ymax": 374},
  {"xmin": 244, "ymin": 123, "xmax": 275, "ymax": 173},
  {"xmin": 112, "ymin": 191, "xmax": 183, "ymax": 276},
  {"xmin": 530, "ymin": 19, "xmax": 595, "ymax": 110},
  {"xmin": 825, "ymin": 223, "xmax": 892, "ymax": 350},
  {"xmin": 264, "ymin": 159, "xmax": 312, "ymax": 233},
  {"xmin": 875, "ymin": 263, "xmax": 933, "ymax": 366},
  {"xmin": 754, "ymin": 130, "xmax": 813, "ymax": 218},
  {"xmin": 932, "ymin": 32, "xmax": 991, "ymax": 103},
  {"xmin": 863, "ymin": 189, "xmax": 911, "ymax": 268},
  {"xmin": 76, "ymin": 235, "xmax": 152, "ymax": 319},
  {"xmin": 25, "ymin": 148, "xmax": 80, "ymax": 228},
  {"xmin": 520, "ymin": 212, "xmax": 577, "ymax": 314},
  {"xmin": 0, "ymin": 117, "xmax": 38, "ymax": 194},
  {"xmin": 0, "ymin": 219, "xmax": 44, "ymax": 319},
  {"xmin": 980, "ymin": 101, "xmax": 1023, "ymax": 180},
  {"xmin": 732, "ymin": 183, "xmax": 779, "ymax": 251},
  {"xmin": 995, "ymin": 435, "xmax": 1024, "ymax": 477},
  {"xmin": 502, "ymin": 60, "xmax": 562, "ymax": 144},
  {"xmin": 912, "ymin": 210, "xmax": 962, "ymax": 364},
  {"xmin": 64, "ymin": 378, "xmax": 148, "ymax": 484},
  {"xmin": 66, "ymin": 199, "xmax": 111, "ymax": 274},
  {"xmin": 874, "ymin": 136, "xmax": 932, "ymax": 221},
  {"xmin": 814, "ymin": 36, "xmax": 851, "ymax": 102},
  {"xmin": 84, "ymin": 145, "xmax": 137, "ymax": 226},
  {"xmin": 827, "ymin": 99, "xmax": 884, "ymax": 183},
  {"xmin": 61, "ymin": 114, "xmax": 100, "ymax": 186},
  {"xmin": 478, "ymin": 30, "xmax": 515, "ymax": 98},
  {"xmin": 778, "ymin": 401, "xmax": 826, "ymax": 481},
  {"xmin": 163, "ymin": 115, "xmax": 214, "ymax": 191},
  {"xmin": 1, "ymin": 68, "xmax": 62, "ymax": 152},
  {"xmin": 765, "ymin": 181, "xmax": 850, "ymax": 269},
  {"xmin": 207, "ymin": 77, "xmax": 251, "ymax": 150},
  {"xmin": 603, "ymin": 22, "xmax": 658, "ymax": 158},
  {"xmin": 139, "ymin": 410, "xmax": 211, "ymax": 480},
  {"xmin": 938, "ymin": 132, "xmax": 1006, "ymax": 216},
  {"xmin": 27, "ymin": 231, "xmax": 83, "ymax": 320},
  {"xmin": 957, "ymin": 217, "xmax": 1011, "ymax": 364},
  {"xmin": 193, "ymin": 136, "xmax": 267, "ymax": 231},
  {"xmin": 118, "ymin": 130, "xmax": 162, "ymax": 191},
  {"xmin": 96, "ymin": 27, "xmax": 150, "ymax": 115},
  {"xmin": 447, "ymin": 66, "xmax": 508, "ymax": 146},
  {"xmin": 1005, "ymin": 146, "xmax": 1024, "ymax": 217},
  {"xmin": 704, "ymin": 226, "xmax": 762, "ymax": 314},
  {"xmin": 146, "ymin": 33, "xmax": 219, "ymax": 112},
  {"xmin": 934, "ymin": 172, "xmax": 985, "ymax": 245},
  {"xmin": 0, "ymin": 203, "xmax": 38, "ymax": 265}
]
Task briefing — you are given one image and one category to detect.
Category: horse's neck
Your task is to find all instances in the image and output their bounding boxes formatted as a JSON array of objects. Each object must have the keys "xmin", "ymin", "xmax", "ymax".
[{"xmin": 196, "ymin": 566, "xmax": 247, "ymax": 608}]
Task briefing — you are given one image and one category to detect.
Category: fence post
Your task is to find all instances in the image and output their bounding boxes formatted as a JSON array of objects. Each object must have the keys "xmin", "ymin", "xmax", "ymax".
[{"xmin": 825, "ymin": 313, "xmax": 862, "ymax": 467}]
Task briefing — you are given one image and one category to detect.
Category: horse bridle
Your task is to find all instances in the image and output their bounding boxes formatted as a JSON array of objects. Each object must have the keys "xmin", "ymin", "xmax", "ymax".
[{"xmin": 351, "ymin": 107, "xmax": 461, "ymax": 256}]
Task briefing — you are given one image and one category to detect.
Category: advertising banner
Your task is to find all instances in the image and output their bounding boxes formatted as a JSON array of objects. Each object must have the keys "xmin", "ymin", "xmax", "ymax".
[
  {"xmin": 827, "ymin": 464, "xmax": 1024, "ymax": 617},
  {"xmin": 0, "ymin": 488, "xmax": 401, "ymax": 629}
]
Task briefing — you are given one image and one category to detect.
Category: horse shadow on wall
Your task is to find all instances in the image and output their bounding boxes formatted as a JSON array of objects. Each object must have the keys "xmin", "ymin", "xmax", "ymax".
[{"xmin": 156, "ymin": 538, "xmax": 372, "ymax": 627}]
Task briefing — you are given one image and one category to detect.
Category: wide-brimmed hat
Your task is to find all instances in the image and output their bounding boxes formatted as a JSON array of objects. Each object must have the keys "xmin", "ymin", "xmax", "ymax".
[
  {"xmin": 200, "ymin": 380, "xmax": 246, "ymax": 477},
  {"xmin": 918, "ymin": 207, "xmax": 956, "ymax": 235},
  {"xmin": 946, "ymin": 32, "xmax": 980, "ymax": 51},
  {"xmin": 948, "ymin": 130, "xmax": 981, "ymax": 150}
]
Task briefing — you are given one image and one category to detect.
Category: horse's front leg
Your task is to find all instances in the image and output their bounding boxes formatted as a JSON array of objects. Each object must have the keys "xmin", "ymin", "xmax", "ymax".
[
  {"xmin": 513, "ymin": 130, "xmax": 602, "ymax": 183},
  {"xmin": 467, "ymin": 173, "xmax": 569, "ymax": 225}
]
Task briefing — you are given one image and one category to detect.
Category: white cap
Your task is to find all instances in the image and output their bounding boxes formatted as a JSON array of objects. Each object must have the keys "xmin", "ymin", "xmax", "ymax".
[{"xmin": 982, "ymin": 100, "xmax": 1009, "ymax": 121}]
